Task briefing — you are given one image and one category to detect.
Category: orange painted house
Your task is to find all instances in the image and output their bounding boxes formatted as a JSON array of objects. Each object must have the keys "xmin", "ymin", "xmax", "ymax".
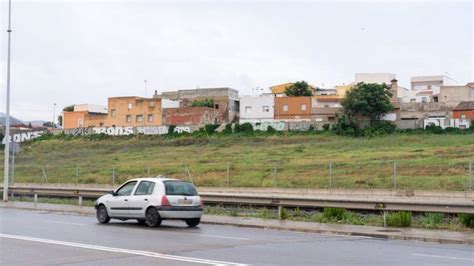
[
  {"xmin": 453, "ymin": 101, "xmax": 474, "ymax": 120},
  {"xmin": 274, "ymin": 96, "xmax": 312, "ymax": 121}
]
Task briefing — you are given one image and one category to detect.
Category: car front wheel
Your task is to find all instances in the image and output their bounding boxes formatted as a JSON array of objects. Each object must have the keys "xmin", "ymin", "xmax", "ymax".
[
  {"xmin": 185, "ymin": 218, "xmax": 200, "ymax": 227},
  {"xmin": 145, "ymin": 207, "xmax": 162, "ymax": 227},
  {"xmin": 96, "ymin": 205, "xmax": 110, "ymax": 224}
]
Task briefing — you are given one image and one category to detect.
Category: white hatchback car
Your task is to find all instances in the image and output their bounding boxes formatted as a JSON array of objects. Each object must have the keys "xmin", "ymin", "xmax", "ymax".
[{"xmin": 95, "ymin": 177, "xmax": 203, "ymax": 227}]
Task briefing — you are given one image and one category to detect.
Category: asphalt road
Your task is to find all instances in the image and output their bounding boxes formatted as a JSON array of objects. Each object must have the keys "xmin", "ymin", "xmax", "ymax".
[{"xmin": 0, "ymin": 208, "xmax": 472, "ymax": 265}]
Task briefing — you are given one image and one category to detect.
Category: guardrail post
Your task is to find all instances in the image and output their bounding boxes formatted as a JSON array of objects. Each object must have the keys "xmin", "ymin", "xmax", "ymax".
[
  {"xmin": 329, "ymin": 162, "xmax": 333, "ymax": 192},
  {"xmin": 226, "ymin": 162, "xmax": 230, "ymax": 187},
  {"xmin": 34, "ymin": 194, "xmax": 38, "ymax": 204},
  {"xmin": 469, "ymin": 160, "xmax": 472, "ymax": 192},
  {"xmin": 278, "ymin": 205, "xmax": 282, "ymax": 220},
  {"xmin": 393, "ymin": 161, "xmax": 397, "ymax": 190},
  {"xmin": 78, "ymin": 195, "xmax": 83, "ymax": 206},
  {"xmin": 383, "ymin": 211, "xmax": 387, "ymax": 227}
]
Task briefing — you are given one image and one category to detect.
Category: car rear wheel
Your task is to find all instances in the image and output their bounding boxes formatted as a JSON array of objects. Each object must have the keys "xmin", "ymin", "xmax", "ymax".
[
  {"xmin": 185, "ymin": 218, "xmax": 200, "ymax": 227},
  {"xmin": 145, "ymin": 207, "xmax": 162, "ymax": 227},
  {"xmin": 96, "ymin": 205, "xmax": 110, "ymax": 224}
]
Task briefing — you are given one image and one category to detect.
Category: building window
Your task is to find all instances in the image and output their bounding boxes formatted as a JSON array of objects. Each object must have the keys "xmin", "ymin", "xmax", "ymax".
[
  {"xmin": 149, "ymin": 101, "xmax": 155, "ymax": 108},
  {"xmin": 324, "ymin": 104, "xmax": 330, "ymax": 108},
  {"xmin": 301, "ymin": 104, "xmax": 307, "ymax": 111},
  {"xmin": 99, "ymin": 123, "xmax": 104, "ymax": 127},
  {"xmin": 422, "ymin": 97, "xmax": 427, "ymax": 103},
  {"xmin": 283, "ymin": 105, "xmax": 288, "ymax": 112},
  {"xmin": 126, "ymin": 115, "xmax": 132, "ymax": 123},
  {"xmin": 262, "ymin": 106, "xmax": 270, "ymax": 112},
  {"xmin": 410, "ymin": 98, "xmax": 416, "ymax": 102},
  {"xmin": 245, "ymin": 106, "xmax": 252, "ymax": 113},
  {"xmin": 147, "ymin": 114, "xmax": 153, "ymax": 122},
  {"xmin": 128, "ymin": 103, "xmax": 132, "ymax": 110},
  {"xmin": 136, "ymin": 115, "xmax": 143, "ymax": 122},
  {"xmin": 461, "ymin": 114, "xmax": 466, "ymax": 119},
  {"xmin": 214, "ymin": 104, "xmax": 219, "ymax": 109},
  {"xmin": 111, "ymin": 109, "xmax": 116, "ymax": 117},
  {"xmin": 78, "ymin": 119, "xmax": 83, "ymax": 128}
]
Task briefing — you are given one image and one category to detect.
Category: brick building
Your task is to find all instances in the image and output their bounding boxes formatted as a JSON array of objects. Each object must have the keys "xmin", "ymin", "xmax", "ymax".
[{"xmin": 274, "ymin": 96, "xmax": 312, "ymax": 121}]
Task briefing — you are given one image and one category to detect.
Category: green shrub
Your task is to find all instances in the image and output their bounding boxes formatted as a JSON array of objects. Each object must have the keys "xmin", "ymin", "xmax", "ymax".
[
  {"xmin": 234, "ymin": 123, "xmax": 254, "ymax": 133},
  {"xmin": 363, "ymin": 122, "xmax": 396, "ymax": 136},
  {"xmin": 222, "ymin": 124, "xmax": 233, "ymax": 134},
  {"xmin": 332, "ymin": 115, "xmax": 361, "ymax": 137},
  {"xmin": 167, "ymin": 125, "xmax": 176, "ymax": 135},
  {"xmin": 322, "ymin": 124, "xmax": 330, "ymax": 131},
  {"xmin": 425, "ymin": 124, "xmax": 444, "ymax": 134},
  {"xmin": 387, "ymin": 211, "xmax": 412, "ymax": 227},
  {"xmin": 266, "ymin": 126, "xmax": 277, "ymax": 133},
  {"xmin": 279, "ymin": 207, "xmax": 289, "ymax": 220},
  {"xmin": 459, "ymin": 213, "xmax": 474, "ymax": 228},
  {"xmin": 203, "ymin": 124, "xmax": 219, "ymax": 135},
  {"xmin": 421, "ymin": 213, "xmax": 445, "ymax": 226},
  {"xmin": 323, "ymin": 207, "xmax": 347, "ymax": 220},
  {"xmin": 191, "ymin": 98, "xmax": 214, "ymax": 108}
]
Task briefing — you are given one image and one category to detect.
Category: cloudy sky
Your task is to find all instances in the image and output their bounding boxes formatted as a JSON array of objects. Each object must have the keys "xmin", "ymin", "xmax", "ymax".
[{"xmin": 0, "ymin": 0, "xmax": 473, "ymax": 121}]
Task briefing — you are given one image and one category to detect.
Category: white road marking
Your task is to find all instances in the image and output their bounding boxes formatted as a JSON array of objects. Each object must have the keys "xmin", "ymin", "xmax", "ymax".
[
  {"xmin": 412, "ymin": 253, "xmax": 474, "ymax": 261},
  {"xmin": 43, "ymin": 220, "xmax": 87, "ymax": 226},
  {"xmin": 0, "ymin": 233, "xmax": 246, "ymax": 266}
]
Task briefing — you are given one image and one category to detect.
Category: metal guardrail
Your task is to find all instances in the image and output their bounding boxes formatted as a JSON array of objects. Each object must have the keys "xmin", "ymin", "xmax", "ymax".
[{"xmin": 3, "ymin": 186, "xmax": 474, "ymax": 214}]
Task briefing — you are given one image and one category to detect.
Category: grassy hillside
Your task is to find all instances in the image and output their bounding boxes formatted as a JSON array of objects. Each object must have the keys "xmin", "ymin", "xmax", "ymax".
[{"xmin": 1, "ymin": 133, "xmax": 474, "ymax": 190}]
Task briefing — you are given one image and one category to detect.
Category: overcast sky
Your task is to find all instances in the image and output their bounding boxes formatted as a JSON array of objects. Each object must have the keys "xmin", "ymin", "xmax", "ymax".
[{"xmin": 0, "ymin": 0, "xmax": 473, "ymax": 121}]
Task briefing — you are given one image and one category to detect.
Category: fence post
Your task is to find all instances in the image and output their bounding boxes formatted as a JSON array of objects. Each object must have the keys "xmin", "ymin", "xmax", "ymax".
[
  {"xmin": 112, "ymin": 167, "xmax": 115, "ymax": 185},
  {"xmin": 469, "ymin": 160, "xmax": 472, "ymax": 191},
  {"xmin": 226, "ymin": 162, "xmax": 230, "ymax": 187},
  {"xmin": 273, "ymin": 166, "xmax": 277, "ymax": 188},
  {"xmin": 383, "ymin": 211, "xmax": 387, "ymax": 227},
  {"xmin": 75, "ymin": 167, "xmax": 79, "ymax": 185},
  {"xmin": 34, "ymin": 194, "xmax": 38, "ymax": 204},
  {"xmin": 393, "ymin": 161, "xmax": 397, "ymax": 190},
  {"xmin": 329, "ymin": 162, "xmax": 333, "ymax": 192}
]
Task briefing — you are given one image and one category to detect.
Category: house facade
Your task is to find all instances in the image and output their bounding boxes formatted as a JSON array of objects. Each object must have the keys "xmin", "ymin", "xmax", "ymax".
[
  {"xmin": 274, "ymin": 96, "xmax": 312, "ymax": 121},
  {"xmin": 239, "ymin": 95, "xmax": 275, "ymax": 123}
]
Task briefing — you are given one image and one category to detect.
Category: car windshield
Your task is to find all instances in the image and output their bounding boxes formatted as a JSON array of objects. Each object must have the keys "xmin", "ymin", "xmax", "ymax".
[{"xmin": 164, "ymin": 181, "xmax": 198, "ymax": 196}]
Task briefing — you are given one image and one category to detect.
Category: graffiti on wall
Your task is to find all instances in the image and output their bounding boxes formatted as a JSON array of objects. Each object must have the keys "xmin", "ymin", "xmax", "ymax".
[
  {"xmin": 423, "ymin": 118, "xmax": 470, "ymax": 129},
  {"xmin": 251, "ymin": 122, "xmax": 286, "ymax": 131},
  {"xmin": 136, "ymin": 126, "xmax": 169, "ymax": 135},
  {"xmin": 2, "ymin": 131, "xmax": 44, "ymax": 143}
]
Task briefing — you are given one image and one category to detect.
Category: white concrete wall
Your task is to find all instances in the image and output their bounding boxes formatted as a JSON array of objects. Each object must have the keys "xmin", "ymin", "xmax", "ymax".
[
  {"xmin": 162, "ymin": 99, "xmax": 180, "ymax": 109},
  {"xmin": 239, "ymin": 95, "xmax": 275, "ymax": 122}
]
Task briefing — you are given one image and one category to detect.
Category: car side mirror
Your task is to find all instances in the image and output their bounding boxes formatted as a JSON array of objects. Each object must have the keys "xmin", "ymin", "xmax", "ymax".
[{"xmin": 109, "ymin": 190, "xmax": 117, "ymax": 196}]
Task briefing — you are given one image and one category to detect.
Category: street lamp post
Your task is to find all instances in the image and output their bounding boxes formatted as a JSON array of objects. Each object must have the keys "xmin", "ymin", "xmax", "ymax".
[
  {"xmin": 53, "ymin": 103, "xmax": 57, "ymax": 127},
  {"xmin": 3, "ymin": 0, "xmax": 12, "ymax": 202}
]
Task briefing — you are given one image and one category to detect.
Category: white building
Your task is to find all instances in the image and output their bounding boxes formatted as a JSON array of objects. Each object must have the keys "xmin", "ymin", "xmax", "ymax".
[
  {"xmin": 399, "ymin": 75, "xmax": 457, "ymax": 103},
  {"xmin": 239, "ymin": 95, "xmax": 275, "ymax": 123},
  {"xmin": 355, "ymin": 73, "xmax": 396, "ymax": 85}
]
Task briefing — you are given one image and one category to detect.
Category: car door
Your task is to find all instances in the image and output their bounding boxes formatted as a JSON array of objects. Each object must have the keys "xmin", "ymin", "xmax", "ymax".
[
  {"xmin": 107, "ymin": 181, "xmax": 138, "ymax": 217},
  {"xmin": 128, "ymin": 181, "xmax": 156, "ymax": 218}
]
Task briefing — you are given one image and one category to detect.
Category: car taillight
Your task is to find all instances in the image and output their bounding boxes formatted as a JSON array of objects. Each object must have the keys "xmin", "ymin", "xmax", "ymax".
[{"xmin": 161, "ymin": 195, "xmax": 170, "ymax": 206}]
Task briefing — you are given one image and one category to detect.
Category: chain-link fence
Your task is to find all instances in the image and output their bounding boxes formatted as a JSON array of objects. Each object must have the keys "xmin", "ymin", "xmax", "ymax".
[{"xmin": 2, "ymin": 157, "xmax": 472, "ymax": 191}]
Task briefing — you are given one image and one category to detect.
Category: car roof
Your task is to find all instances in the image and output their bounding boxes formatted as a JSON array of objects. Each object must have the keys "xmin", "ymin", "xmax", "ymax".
[{"xmin": 128, "ymin": 176, "xmax": 182, "ymax": 183}]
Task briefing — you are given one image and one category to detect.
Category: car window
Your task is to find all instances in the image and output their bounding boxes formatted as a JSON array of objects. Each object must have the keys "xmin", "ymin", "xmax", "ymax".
[
  {"xmin": 134, "ymin": 181, "xmax": 155, "ymax": 196},
  {"xmin": 164, "ymin": 181, "xmax": 198, "ymax": 196},
  {"xmin": 116, "ymin": 181, "xmax": 137, "ymax": 196}
]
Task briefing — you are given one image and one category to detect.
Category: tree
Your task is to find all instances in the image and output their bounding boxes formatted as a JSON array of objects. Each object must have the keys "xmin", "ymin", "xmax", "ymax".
[
  {"xmin": 57, "ymin": 115, "xmax": 63, "ymax": 126},
  {"xmin": 284, "ymin": 81, "xmax": 313, "ymax": 96},
  {"xmin": 340, "ymin": 82, "xmax": 393, "ymax": 126},
  {"xmin": 63, "ymin": 105, "xmax": 74, "ymax": 112},
  {"xmin": 42, "ymin": 121, "xmax": 55, "ymax": 128}
]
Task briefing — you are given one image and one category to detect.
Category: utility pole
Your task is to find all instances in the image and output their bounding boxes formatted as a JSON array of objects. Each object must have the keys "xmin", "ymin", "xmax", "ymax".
[{"xmin": 3, "ymin": 0, "xmax": 12, "ymax": 202}]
